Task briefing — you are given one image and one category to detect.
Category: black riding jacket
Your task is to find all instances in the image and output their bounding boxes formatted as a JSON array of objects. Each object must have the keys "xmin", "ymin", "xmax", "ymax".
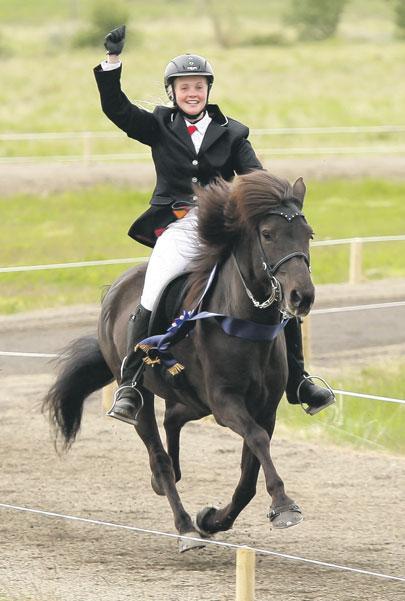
[{"xmin": 94, "ymin": 64, "xmax": 263, "ymax": 247}]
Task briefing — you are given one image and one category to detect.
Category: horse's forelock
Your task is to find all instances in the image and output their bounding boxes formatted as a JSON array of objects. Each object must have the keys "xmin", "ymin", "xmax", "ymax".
[
  {"xmin": 185, "ymin": 171, "xmax": 297, "ymax": 307},
  {"xmin": 196, "ymin": 178, "xmax": 237, "ymax": 248},
  {"xmin": 232, "ymin": 171, "xmax": 294, "ymax": 226}
]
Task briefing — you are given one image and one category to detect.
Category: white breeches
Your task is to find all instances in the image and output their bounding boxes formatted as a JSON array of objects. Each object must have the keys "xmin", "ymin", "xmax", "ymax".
[{"xmin": 141, "ymin": 208, "xmax": 200, "ymax": 311}]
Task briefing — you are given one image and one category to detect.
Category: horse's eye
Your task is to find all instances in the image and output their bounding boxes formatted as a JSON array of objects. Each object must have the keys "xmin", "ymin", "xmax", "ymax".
[{"xmin": 262, "ymin": 230, "xmax": 272, "ymax": 241}]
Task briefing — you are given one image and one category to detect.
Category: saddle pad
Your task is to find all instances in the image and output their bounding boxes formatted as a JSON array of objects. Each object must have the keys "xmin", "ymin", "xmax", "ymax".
[{"xmin": 148, "ymin": 272, "xmax": 191, "ymax": 337}]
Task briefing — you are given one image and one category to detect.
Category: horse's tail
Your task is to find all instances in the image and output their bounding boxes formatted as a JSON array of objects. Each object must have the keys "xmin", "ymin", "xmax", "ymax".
[{"xmin": 43, "ymin": 336, "xmax": 114, "ymax": 450}]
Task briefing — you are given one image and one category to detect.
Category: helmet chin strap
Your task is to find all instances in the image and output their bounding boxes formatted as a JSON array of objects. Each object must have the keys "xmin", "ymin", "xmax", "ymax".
[{"xmin": 177, "ymin": 107, "xmax": 206, "ymax": 122}]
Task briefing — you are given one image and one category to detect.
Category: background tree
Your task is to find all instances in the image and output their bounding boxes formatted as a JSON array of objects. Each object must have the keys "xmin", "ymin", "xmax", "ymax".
[
  {"xmin": 394, "ymin": 0, "xmax": 405, "ymax": 37},
  {"xmin": 285, "ymin": 0, "xmax": 348, "ymax": 41}
]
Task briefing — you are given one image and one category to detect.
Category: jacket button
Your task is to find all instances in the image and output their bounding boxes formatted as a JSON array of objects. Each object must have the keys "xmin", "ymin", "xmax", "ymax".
[
  {"xmin": 192, "ymin": 177, "xmax": 198, "ymax": 183},
  {"xmin": 192, "ymin": 159, "xmax": 198, "ymax": 165}
]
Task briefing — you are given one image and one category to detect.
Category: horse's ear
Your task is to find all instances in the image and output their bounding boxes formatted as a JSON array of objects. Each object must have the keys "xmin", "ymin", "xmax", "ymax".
[{"xmin": 292, "ymin": 177, "xmax": 306, "ymax": 209}]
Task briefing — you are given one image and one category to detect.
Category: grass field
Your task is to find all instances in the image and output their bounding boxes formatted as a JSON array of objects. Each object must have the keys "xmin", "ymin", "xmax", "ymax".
[
  {"xmin": 277, "ymin": 359, "xmax": 405, "ymax": 454},
  {"xmin": 1, "ymin": 0, "xmax": 405, "ymax": 155},
  {"xmin": 1, "ymin": 178, "xmax": 405, "ymax": 314}
]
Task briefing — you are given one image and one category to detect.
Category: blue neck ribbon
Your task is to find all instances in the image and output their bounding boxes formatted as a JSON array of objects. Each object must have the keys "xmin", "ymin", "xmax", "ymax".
[{"xmin": 138, "ymin": 265, "xmax": 289, "ymax": 371}]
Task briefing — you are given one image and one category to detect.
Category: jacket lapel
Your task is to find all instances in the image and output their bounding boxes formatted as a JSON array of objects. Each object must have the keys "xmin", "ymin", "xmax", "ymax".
[
  {"xmin": 170, "ymin": 112, "xmax": 196, "ymax": 155},
  {"xmin": 198, "ymin": 120, "xmax": 226, "ymax": 155}
]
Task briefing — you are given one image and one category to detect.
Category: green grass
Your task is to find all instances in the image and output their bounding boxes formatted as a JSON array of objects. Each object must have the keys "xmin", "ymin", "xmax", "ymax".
[
  {"xmin": 0, "ymin": 185, "xmax": 150, "ymax": 313},
  {"xmin": 0, "ymin": 0, "xmax": 405, "ymax": 147},
  {"xmin": 277, "ymin": 360, "xmax": 405, "ymax": 454},
  {"xmin": 305, "ymin": 179, "xmax": 405, "ymax": 284},
  {"xmin": 2, "ymin": 41, "xmax": 405, "ymax": 136},
  {"xmin": 1, "ymin": 178, "xmax": 404, "ymax": 314}
]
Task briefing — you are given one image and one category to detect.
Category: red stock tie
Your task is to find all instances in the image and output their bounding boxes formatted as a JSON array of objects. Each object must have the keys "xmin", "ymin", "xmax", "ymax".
[{"xmin": 187, "ymin": 125, "xmax": 198, "ymax": 135}]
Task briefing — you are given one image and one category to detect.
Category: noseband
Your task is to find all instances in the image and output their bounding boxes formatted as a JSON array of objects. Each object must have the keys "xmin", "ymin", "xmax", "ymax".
[{"xmin": 233, "ymin": 204, "xmax": 310, "ymax": 311}]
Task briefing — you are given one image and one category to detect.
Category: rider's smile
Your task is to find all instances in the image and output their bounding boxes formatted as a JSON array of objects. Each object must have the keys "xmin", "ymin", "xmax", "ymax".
[{"xmin": 174, "ymin": 76, "xmax": 208, "ymax": 116}]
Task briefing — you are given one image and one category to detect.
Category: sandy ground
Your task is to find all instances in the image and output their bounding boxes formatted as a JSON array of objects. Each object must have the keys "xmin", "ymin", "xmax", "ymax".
[
  {"xmin": 2, "ymin": 155, "xmax": 405, "ymax": 197},
  {"xmin": 1, "ymin": 278, "xmax": 405, "ymax": 601},
  {"xmin": 1, "ymin": 373, "xmax": 405, "ymax": 601}
]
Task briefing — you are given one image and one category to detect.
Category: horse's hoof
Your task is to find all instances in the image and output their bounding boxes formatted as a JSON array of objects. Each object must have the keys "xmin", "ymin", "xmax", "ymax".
[
  {"xmin": 178, "ymin": 531, "xmax": 206, "ymax": 553},
  {"xmin": 268, "ymin": 503, "xmax": 303, "ymax": 529},
  {"xmin": 196, "ymin": 505, "xmax": 218, "ymax": 536},
  {"xmin": 150, "ymin": 474, "xmax": 165, "ymax": 496}
]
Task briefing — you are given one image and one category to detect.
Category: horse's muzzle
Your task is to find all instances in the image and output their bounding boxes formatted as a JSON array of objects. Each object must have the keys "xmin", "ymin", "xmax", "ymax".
[{"xmin": 285, "ymin": 286, "xmax": 314, "ymax": 317}]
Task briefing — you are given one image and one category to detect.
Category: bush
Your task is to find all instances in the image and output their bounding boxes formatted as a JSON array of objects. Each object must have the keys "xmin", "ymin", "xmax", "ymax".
[
  {"xmin": 285, "ymin": 0, "xmax": 348, "ymax": 41},
  {"xmin": 88, "ymin": 0, "xmax": 130, "ymax": 36},
  {"xmin": 72, "ymin": 0, "xmax": 137, "ymax": 49},
  {"xmin": 394, "ymin": 0, "xmax": 405, "ymax": 37}
]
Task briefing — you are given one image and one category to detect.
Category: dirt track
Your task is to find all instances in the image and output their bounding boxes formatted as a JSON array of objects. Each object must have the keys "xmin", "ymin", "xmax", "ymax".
[
  {"xmin": 1, "ymin": 279, "xmax": 405, "ymax": 600},
  {"xmin": 2, "ymin": 155, "xmax": 405, "ymax": 197},
  {"xmin": 1, "ymin": 373, "xmax": 405, "ymax": 601}
]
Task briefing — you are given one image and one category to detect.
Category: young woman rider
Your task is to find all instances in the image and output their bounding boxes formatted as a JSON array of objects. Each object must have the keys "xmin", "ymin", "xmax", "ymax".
[{"xmin": 93, "ymin": 25, "xmax": 334, "ymax": 425}]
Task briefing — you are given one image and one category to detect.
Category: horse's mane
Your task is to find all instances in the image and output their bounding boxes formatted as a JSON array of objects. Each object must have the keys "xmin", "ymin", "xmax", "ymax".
[{"xmin": 185, "ymin": 170, "xmax": 295, "ymax": 306}]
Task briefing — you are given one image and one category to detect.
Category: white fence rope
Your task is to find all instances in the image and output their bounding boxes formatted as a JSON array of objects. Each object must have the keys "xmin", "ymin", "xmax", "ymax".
[
  {"xmin": 1, "ymin": 235, "xmax": 404, "ymax": 273},
  {"xmin": 2, "ymin": 125, "xmax": 405, "ymax": 141},
  {"xmin": 1, "ymin": 348, "xmax": 404, "ymax": 405},
  {"xmin": 0, "ymin": 351, "xmax": 58, "ymax": 358},
  {"xmin": 2, "ymin": 126, "xmax": 405, "ymax": 163},
  {"xmin": 4, "ymin": 147, "xmax": 405, "ymax": 164},
  {"xmin": 0, "ymin": 503, "xmax": 404, "ymax": 583},
  {"xmin": 0, "ymin": 257, "xmax": 149, "ymax": 273},
  {"xmin": 311, "ymin": 234, "xmax": 405, "ymax": 246},
  {"xmin": 312, "ymin": 300, "xmax": 405, "ymax": 315},
  {"xmin": 334, "ymin": 390, "xmax": 404, "ymax": 405}
]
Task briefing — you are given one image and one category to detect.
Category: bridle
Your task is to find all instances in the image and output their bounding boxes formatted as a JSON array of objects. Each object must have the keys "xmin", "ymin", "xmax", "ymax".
[{"xmin": 232, "ymin": 204, "xmax": 310, "ymax": 312}]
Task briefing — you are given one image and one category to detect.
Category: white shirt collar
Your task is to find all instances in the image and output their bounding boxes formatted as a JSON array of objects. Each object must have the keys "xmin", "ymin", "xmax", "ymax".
[{"xmin": 184, "ymin": 111, "xmax": 212, "ymax": 135}]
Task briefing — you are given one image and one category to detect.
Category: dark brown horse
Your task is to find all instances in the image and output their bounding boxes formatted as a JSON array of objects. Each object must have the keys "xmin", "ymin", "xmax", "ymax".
[{"xmin": 44, "ymin": 170, "xmax": 315, "ymax": 551}]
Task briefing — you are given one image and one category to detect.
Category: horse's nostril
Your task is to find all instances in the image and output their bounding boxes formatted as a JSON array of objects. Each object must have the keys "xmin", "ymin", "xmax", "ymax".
[
  {"xmin": 290, "ymin": 289, "xmax": 302, "ymax": 306},
  {"xmin": 290, "ymin": 290, "xmax": 313, "ymax": 310}
]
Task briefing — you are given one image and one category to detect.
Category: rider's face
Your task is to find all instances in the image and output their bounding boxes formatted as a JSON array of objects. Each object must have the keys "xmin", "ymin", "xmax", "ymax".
[{"xmin": 174, "ymin": 76, "xmax": 208, "ymax": 116}]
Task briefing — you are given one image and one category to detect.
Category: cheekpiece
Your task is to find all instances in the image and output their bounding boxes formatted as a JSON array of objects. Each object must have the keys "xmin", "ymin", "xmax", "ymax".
[{"xmin": 267, "ymin": 201, "xmax": 304, "ymax": 223}]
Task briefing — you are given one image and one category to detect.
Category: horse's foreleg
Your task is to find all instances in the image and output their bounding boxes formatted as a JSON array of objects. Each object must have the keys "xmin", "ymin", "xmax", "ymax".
[
  {"xmin": 196, "ymin": 441, "xmax": 260, "ymax": 535},
  {"xmin": 134, "ymin": 389, "xmax": 203, "ymax": 547},
  {"xmin": 164, "ymin": 399, "xmax": 209, "ymax": 482},
  {"xmin": 211, "ymin": 392, "xmax": 301, "ymax": 528}
]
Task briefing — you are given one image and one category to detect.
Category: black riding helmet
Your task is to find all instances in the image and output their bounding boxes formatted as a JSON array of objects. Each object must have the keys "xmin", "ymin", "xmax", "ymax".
[{"xmin": 164, "ymin": 54, "xmax": 214, "ymax": 103}]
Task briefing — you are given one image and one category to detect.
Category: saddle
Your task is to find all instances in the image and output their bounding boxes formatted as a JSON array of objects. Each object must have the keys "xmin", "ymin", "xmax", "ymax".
[{"xmin": 148, "ymin": 272, "xmax": 192, "ymax": 337}]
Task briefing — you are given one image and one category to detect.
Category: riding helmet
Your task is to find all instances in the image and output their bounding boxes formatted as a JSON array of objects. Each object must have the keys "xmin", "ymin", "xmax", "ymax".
[{"xmin": 164, "ymin": 54, "xmax": 214, "ymax": 102}]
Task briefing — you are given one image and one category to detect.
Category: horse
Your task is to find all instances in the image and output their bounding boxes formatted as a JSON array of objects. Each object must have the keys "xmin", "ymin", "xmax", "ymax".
[{"xmin": 44, "ymin": 170, "xmax": 315, "ymax": 552}]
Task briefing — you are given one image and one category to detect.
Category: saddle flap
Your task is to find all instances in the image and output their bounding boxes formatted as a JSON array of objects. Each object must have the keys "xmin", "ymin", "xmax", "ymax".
[{"xmin": 148, "ymin": 272, "xmax": 191, "ymax": 336}]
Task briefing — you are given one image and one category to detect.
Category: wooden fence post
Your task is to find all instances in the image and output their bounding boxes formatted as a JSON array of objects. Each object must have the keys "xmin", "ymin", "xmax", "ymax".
[
  {"xmin": 349, "ymin": 238, "xmax": 363, "ymax": 284},
  {"xmin": 236, "ymin": 547, "xmax": 256, "ymax": 601}
]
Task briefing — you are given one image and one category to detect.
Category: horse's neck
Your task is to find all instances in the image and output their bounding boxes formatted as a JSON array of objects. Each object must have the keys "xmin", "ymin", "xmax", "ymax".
[{"xmin": 207, "ymin": 253, "xmax": 280, "ymax": 325}]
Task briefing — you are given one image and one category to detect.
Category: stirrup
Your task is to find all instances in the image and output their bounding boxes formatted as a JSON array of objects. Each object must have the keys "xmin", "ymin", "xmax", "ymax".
[
  {"xmin": 297, "ymin": 374, "xmax": 336, "ymax": 416},
  {"xmin": 107, "ymin": 384, "xmax": 144, "ymax": 426}
]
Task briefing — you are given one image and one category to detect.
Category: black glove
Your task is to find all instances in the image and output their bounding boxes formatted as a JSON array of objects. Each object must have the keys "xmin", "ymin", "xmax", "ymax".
[{"xmin": 104, "ymin": 25, "xmax": 126, "ymax": 55}]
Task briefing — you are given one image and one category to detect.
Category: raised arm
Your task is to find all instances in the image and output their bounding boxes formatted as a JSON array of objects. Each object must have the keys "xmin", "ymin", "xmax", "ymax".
[{"xmin": 94, "ymin": 25, "xmax": 159, "ymax": 146}]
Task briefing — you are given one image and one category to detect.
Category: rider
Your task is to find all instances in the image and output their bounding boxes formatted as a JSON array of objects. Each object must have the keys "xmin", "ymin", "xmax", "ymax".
[{"xmin": 94, "ymin": 25, "xmax": 335, "ymax": 426}]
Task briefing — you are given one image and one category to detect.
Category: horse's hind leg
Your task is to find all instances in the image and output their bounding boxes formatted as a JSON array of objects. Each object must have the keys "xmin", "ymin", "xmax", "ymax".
[
  {"xmin": 134, "ymin": 389, "xmax": 205, "ymax": 551},
  {"xmin": 164, "ymin": 398, "xmax": 210, "ymax": 483},
  {"xmin": 196, "ymin": 441, "xmax": 260, "ymax": 535}
]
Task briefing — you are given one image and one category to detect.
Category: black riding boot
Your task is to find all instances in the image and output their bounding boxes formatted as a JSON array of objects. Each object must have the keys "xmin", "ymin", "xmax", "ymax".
[
  {"xmin": 107, "ymin": 304, "xmax": 151, "ymax": 426},
  {"xmin": 285, "ymin": 317, "xmax": 335, "ymax": 415}
]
